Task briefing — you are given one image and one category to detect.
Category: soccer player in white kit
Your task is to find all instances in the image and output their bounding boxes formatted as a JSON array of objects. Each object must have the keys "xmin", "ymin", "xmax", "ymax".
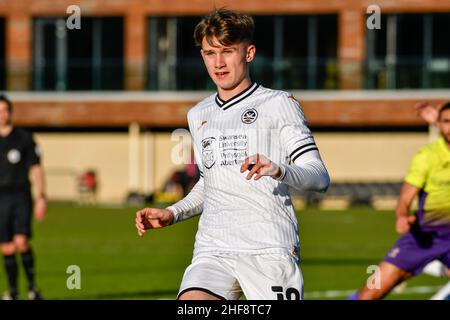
[{"xmin": 135, "ymin": 8, "xmax": 330, "ymax": 300}]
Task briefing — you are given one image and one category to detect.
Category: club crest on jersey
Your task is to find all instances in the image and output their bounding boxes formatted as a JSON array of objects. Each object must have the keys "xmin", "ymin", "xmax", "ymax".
[
  {"xmin": 7, "ymin": 149, "xmax": 21, "ymax": 164},
  {"xmin": 201, "ymin": 137, "xmax": 216, "ymax": 169},
  {"xmin": 241, "ymin": 108, "xmax": 258, "ymax": 124}
]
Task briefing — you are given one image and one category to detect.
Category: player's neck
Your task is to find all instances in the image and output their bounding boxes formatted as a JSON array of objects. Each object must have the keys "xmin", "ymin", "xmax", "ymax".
[
  {"xmin": 0, "ymin": 124, "xmax": 13, "ymax": 137},
  {"xmin": 217, "ymin": 77, "xmax": 253, "ymax": 101}
]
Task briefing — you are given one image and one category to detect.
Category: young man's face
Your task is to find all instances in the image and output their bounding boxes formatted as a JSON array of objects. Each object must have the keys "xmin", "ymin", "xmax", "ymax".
[
  {"xmin": 438, "ymin": 109, "xmax": 450, "ymax": 145},
  {"xmin": 200, "ymin": 36, "xmax": 255, "ymax": 92},
  {"xmin": 0, "ymin": 101, "xmax": 11, "ymax": 127}
]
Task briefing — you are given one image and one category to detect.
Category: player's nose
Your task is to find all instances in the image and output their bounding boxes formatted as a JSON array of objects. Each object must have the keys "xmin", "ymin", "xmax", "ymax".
[{"xmin": 215, "ymin": 53, "xmax": 226, "ymax": 68}]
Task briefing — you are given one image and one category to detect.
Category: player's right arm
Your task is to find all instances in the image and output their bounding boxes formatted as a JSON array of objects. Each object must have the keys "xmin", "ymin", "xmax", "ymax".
[
  {"xmin": 395, "ymin": 146, "xmax": 430, "ymax": 234},
  {"xmin": 135, "ymin": 110, "xmax": 205, "ymax": 236},
  {"xmin": 395, "ymin": 183, "xmax": 419, "ymax": 234},
  {"xmin": 135, "ymin": 177, "xmax": 204, "ymax": 236}
]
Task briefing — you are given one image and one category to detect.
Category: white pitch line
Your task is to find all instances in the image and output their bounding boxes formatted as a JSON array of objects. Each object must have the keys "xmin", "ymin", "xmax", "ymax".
[{"xmin": 304, "ymin": 285, "xmax": 444, "ymax": 299}]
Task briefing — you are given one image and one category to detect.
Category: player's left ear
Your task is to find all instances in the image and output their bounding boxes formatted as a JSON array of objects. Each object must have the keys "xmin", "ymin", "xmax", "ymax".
[{"xmin": 246, "ymin": 44, "xmax": 256, "ymax": 63}]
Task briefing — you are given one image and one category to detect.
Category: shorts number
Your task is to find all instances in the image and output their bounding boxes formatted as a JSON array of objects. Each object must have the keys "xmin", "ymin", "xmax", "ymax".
[{"xmin": 271, "ymin": 286, "xmax": 300, "ymax": 300}]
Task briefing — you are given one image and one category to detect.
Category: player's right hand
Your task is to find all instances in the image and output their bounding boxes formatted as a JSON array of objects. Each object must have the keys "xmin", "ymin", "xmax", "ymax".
[
  {"xmin": 395, "ymin": 215, "xmax": 416, "ymax": 234},
  {"xmin": 135, "ymin": 208, "xmax": 174, "ymax": 236}
]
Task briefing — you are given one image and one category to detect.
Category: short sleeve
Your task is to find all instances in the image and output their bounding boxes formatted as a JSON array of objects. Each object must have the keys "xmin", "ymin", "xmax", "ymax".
[
  {"xmin": 25, "ymin": 134, "xmax": 41, "ymax": 168},
  {"xmin": 404, "ymin": 147, "xmax": 429, "ymax": 189}
]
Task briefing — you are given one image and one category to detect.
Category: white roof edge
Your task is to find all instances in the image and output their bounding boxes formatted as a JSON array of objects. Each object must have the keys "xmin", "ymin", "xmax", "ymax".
[{"xmin": 3, "ymin": 90, "xmax": 450, "ymax": 102}]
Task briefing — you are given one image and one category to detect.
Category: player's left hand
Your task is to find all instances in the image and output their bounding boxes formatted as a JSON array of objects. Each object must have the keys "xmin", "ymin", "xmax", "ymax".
[
  {"xmin": 34, "ymin": 196, "xmax": 47, "ymax": 221},
  {"xmin": 240, "ymin": 154, "xmax": 282, "ymax": 181},
  {"xmin": 395, "ymin": 215, "xmax": 416, "ymax": 234},
  {"xmin": 414, "ymin": 101, "xmax": 438, "ymax": 125}
]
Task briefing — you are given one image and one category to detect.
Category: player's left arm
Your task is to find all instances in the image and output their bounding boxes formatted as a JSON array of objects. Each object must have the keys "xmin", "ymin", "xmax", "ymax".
[
  {"xmin": 30, "ymin": 164, "xmax": 47, "ymax": 221},
  {"xmin": 241, "ymin": 94, "xmax": 330, "ymax": 192},
  {"xmin": 27, "ymin": 134, "xmax": 47, "ymax": 221}
]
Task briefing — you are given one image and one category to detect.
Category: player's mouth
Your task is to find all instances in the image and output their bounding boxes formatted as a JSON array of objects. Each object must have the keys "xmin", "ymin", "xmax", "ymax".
[{"xmin": 215, "ymin": 72, "xmax": 229, "ymax": 79}]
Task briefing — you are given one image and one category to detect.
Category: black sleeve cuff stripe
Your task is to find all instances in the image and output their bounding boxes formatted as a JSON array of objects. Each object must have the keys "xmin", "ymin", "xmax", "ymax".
[
  {"xmin": 177, "ymin": 287, "xmax": 226, "ymax": 300},
  {"xmin": 289, "ymin": 143, "xmax": 316, "ymax": 159},
  {"xmin": 292, "ymin": 147, "xmax": 319, "ymax": 163},
  {"xmin": 199, "ymin": 171, "xmax": 204, "ymax": 177}
]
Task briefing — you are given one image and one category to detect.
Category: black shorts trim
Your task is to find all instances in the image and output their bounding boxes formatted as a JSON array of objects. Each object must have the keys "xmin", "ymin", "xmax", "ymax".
[{"xmin": 177, "ymin": 287, "xmax": 226, "ymax": 300}]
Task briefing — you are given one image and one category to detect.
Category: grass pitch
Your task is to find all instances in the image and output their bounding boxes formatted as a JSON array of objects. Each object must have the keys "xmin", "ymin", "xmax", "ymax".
[{"xmin": 0, "ymin": 203, "xmax": 447, "ymax": 300}]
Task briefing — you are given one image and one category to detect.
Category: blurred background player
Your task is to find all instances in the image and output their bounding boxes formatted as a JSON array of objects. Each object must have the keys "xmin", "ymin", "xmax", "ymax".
[
  {"xmin": 350, "ymin": 102, "xmax": 450, "ymax": 300},
  {"xmin": 77, "ymin": 169, "xmax": 98, "ymax": 205},
  {"xmin": 135, "ymin": 8, "xmax": 329, "ymax": 300},
  {"xmin": 0, "ymin": 94, "xmax": 46, "ymax": 300}
]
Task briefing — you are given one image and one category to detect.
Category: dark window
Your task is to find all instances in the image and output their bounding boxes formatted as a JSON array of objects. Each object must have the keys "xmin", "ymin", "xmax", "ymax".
[
  {"xmin": 148, "ymin": 15, "xmax": 338, "ymax": 90},
  {"xmin": 366, "ymin": 13, "xmax": 450, "ymax": 89},
  {"xmin": 252, "ymin": 15, "xmax": 338, "ymax": 90},
  {"xmin": 252, "ymin": 16, "xmax": 276, "ymax": 88},
  {"xmin": 33, "ymin": 17, "xmax": 124, "ymax": 91},
  {"xmin": 316, "ymin": 15, "xmax": 338, "ymax": 90},
  {"xmin": 396, "ymin": 14, "xmax": 423, "ymax": 88},
  {"xmin": 365, "ymin": 16, "xmax": 388, "ymax": 89},
  {"xmin": 148, "ymin": 16, "xmax": 211, "ymax": 90},
  {"xmin": 280, "ymin": 16, "xmax": 308, "ymax": 89},
  {"xmin": 430, "ymin": 13, "xmax": 450, "ymax": 88}
]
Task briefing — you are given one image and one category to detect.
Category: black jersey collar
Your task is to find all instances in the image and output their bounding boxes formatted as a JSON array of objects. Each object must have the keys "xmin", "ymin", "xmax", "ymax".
[{"xmin": 215, "ymin": 83, "xmax": 259, "ymax": 111}]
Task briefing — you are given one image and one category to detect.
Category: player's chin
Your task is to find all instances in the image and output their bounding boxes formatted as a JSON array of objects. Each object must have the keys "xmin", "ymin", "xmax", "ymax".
[{"xmin": 213, "ymin": 78, "xmax": 234, "ymax": 89}]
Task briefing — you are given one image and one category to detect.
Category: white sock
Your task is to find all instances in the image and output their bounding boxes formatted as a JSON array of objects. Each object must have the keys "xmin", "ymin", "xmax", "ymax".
[
  {"xmin": 430, "ymin": 281, "xmax": 450, "ymax": 300},
  {"xmin": 422, "ymin": 260, "xmax": 448, "ymax": 277}
]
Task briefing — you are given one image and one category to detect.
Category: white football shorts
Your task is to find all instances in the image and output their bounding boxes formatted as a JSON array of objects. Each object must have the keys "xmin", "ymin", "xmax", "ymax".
[{"xmin": 177, "ymin": 251, "xmax": 304, "ymax": 300}]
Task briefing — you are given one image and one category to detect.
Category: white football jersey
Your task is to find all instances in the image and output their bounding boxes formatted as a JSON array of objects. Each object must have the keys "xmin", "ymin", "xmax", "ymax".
[{"xmin": 168, "ymin": 83, "xmax": 328, "ymax": 257}]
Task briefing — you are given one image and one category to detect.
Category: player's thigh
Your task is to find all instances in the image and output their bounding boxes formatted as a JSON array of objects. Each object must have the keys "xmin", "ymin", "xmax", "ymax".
[
  {"xmin": 384, "ymin": 228, "xmax": 448, "ymax": 276},
  {"xmin": 236, "ymin": 253, "xmax": 303, "ymax": 300},
  {"xmin": 0, "ymin": 197, "xmax": 15, "ymax": 244},
  {"xmin": 178, "ymin": 290, "xmax": 222, "ymax": 300},
  {"xmin": 13, "ymin": 193, "xmax": 33, "ymax": 239},
  {"xmin": 358, "ymin": 261, "xmax": 412, "ymax": 300},
  {"xmin": 378, "ymin": 261, "xmax": 413, "ymax": 285},
  {"xmin": 178, "ymin": 254, "xmax": 241, "ymax": 300}
]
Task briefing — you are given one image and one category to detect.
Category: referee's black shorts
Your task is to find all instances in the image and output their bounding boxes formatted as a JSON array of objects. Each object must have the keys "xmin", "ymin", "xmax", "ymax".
[{"xmin": 0, "ymin": 191, "xmax": 33, "ymax": 243}]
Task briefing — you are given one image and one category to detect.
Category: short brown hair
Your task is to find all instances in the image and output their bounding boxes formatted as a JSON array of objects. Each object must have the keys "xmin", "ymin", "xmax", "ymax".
[
  {"xmin": 0, "ymin": 94, "xmax": 13, "ymax": 113},
  {"xmin": 439, "ymin": 101, "xmax": 450, "ymax": 120},
  {"xmin": 194, "ymin": 8, "xmax": 255, "ymax": 47}
]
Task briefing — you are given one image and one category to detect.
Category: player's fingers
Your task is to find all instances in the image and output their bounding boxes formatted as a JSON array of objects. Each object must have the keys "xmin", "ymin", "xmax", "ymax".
[
  {"xmin": 240, "ymin": 157, "xmax": 250, "ymax": 173},
  {"xmin": 408, "ymin": 216, "xmax": 416, "ymax": 224},
  {"xmin": 136, "ymin": 209, "xmax": 148, "ymax": 221},
  {"xmin": 246, "ymin": 162, "xmax": 263, "ymax": 180},
  {"xmin": 135, "ymin": 219, "xmax": 145, "ymax": 229},
  {"xmin": 146, "ymin": 208, "xmax": 164, "ymax": 220},
  {"xmin": 135, "ymin": 223, "xmax": 145, "ymax": 235},
  {"xmin": 135, "ymin": 218, "xmax": 145, "ymax": 230},
  {"xmin": 414, "ymin": 101, "xmax": 429, "ymax": 111},
  {"xmin": 140, "ymin": 208, "xmax": 158, "ymax": 220},
  {"xmin": 241, "ymin": 154, "xmax": 258, "ymax": 173},
  {"xmin": 253, "ymin": 165, "xmax": 271, "ymax": 180}
]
